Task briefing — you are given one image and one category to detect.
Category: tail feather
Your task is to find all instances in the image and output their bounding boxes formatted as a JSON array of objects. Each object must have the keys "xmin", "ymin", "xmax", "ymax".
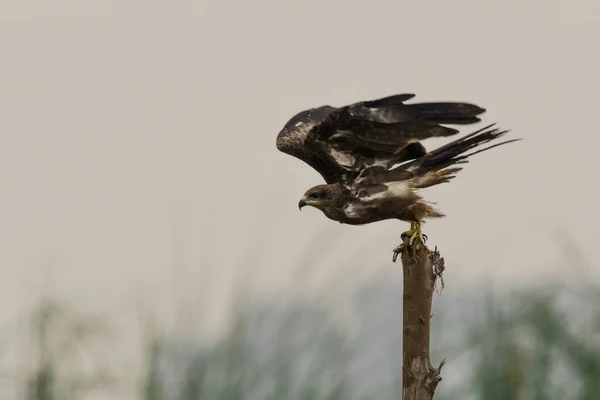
[
  {"xmin": 406, "ymin": 123, "xmax": 521, "ymax": 176},
  {"xmin": 411, "ymin": 167, "xmax": 463, "ymax": 189}
]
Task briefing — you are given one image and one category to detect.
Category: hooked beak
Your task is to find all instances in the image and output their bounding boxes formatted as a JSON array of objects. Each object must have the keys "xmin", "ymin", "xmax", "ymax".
[{"xmin": 298, "ymin": 198, "xmax": 307, "ymax": 210}]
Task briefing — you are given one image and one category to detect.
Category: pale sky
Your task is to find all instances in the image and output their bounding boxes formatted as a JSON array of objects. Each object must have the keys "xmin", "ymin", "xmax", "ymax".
[{"xmin": 1, "ymin": 0, "xmax": 599, "ymax": 387}]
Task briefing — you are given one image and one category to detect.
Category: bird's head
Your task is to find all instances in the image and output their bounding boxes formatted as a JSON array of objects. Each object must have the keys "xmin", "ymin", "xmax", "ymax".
[{"xmin": 298, "ymin": 184, "xmax": 341, "ymax": 211}]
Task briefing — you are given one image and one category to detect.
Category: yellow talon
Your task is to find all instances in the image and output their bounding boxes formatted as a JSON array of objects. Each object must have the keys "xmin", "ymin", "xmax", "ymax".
[{"xmin": 401, "ymin": 221, "xmax": 427, "ymax": 246}]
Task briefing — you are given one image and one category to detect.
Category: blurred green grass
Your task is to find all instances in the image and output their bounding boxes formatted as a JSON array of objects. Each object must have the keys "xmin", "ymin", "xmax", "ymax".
[{"xmin": 10, "ymin": 244, "xmax": 600, "ymax": 400}]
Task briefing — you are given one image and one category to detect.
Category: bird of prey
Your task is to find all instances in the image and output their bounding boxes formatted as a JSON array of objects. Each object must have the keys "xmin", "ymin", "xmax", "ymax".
[{"xmin": 276, "ymin": 93, "xmax": 519, "ymax": 245}]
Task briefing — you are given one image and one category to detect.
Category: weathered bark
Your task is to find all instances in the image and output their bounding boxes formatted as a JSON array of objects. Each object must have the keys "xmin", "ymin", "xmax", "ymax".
[{"xmin": 393, "ymin": 240, "xmax": 446, "ymax": 400}]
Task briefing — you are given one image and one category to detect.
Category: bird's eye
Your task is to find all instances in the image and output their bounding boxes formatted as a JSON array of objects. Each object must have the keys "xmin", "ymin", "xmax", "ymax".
[{"xmin": 309, "ymin": 192, "xmax": 320, "ymax": 199}]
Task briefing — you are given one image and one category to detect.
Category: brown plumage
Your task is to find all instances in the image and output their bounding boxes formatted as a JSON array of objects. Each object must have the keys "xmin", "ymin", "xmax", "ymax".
[
  {"xmin": 277, "ymin": 93, "xmax": 520, "ymax": 240},
  {"xmin": 276, "ymin": 93, "xmax": 486, "ymax": 184}
]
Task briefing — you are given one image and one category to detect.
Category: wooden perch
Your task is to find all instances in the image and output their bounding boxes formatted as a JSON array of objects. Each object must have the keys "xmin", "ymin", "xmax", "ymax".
[{"xmin": 393, "ymin": 240, "xmax": 446, "ymax": 400}]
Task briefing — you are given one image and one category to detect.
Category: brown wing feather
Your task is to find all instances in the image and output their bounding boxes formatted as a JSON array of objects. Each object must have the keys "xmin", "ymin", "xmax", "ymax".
[
  {"xmin": 276, "ymin": 106, "xmax": 348, "ymax": 183},
  {"xmin": 354, "ymin": 124, "xmax": 519, "ymax": 190},
  {"xmin": 276, "ymin": 93, "xmax": 486, "ymax": 184}
]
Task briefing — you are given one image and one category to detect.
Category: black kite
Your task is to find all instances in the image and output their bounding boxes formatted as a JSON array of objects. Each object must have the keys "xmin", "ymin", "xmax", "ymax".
[{"xmin": 276, "ymin": 93, "xmax": 519, "ymax": 244}]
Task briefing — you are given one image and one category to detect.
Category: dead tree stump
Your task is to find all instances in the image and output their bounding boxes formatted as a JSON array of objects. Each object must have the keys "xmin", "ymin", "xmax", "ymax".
[{"xmin": 393, "ymin": 239, "xmax": 446, "ymax": 400}]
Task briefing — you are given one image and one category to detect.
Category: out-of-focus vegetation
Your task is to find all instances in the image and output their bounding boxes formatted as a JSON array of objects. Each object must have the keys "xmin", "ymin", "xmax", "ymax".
[{"xmin": 6, "ymin": 253, "xmax": 600, "ymax": 399}]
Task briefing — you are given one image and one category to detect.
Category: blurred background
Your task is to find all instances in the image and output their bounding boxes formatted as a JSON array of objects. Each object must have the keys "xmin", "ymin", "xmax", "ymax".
[{"xmin": 1, "ymin": 1, "xmax": 599, "ymax": 399}]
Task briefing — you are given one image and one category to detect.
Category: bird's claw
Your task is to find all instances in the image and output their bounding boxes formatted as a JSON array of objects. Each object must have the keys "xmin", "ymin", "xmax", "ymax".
[
  {"xmin": 400, "ymin": 229, "xmax": 427, "ymax": 246},
  {"xmin": 394, "ymin": 223, "xmax": 427, "ymax": 261}
]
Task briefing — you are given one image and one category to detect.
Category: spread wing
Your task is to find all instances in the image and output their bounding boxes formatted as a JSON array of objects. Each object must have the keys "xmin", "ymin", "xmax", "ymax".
[
  {"xmin": 276, "ymin": 93, "xmax": 486, "ymax": 184},
  {"xmin": 350, "ymin": 124, "xmax": 520, "ymax": 199}
]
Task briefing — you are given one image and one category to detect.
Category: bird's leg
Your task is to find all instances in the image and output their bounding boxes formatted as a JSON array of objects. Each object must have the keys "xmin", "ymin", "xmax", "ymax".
[
  {"xmin": 411, "ymin": 221, "xmax": 427, "ymax": 246},
  {"xmin": 401, "ymin": 220, "xmax": 427, "ymax": 246},
  {"xmin": 401, "ymin": 222, "xmax": 414, "ymax": 240}
]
